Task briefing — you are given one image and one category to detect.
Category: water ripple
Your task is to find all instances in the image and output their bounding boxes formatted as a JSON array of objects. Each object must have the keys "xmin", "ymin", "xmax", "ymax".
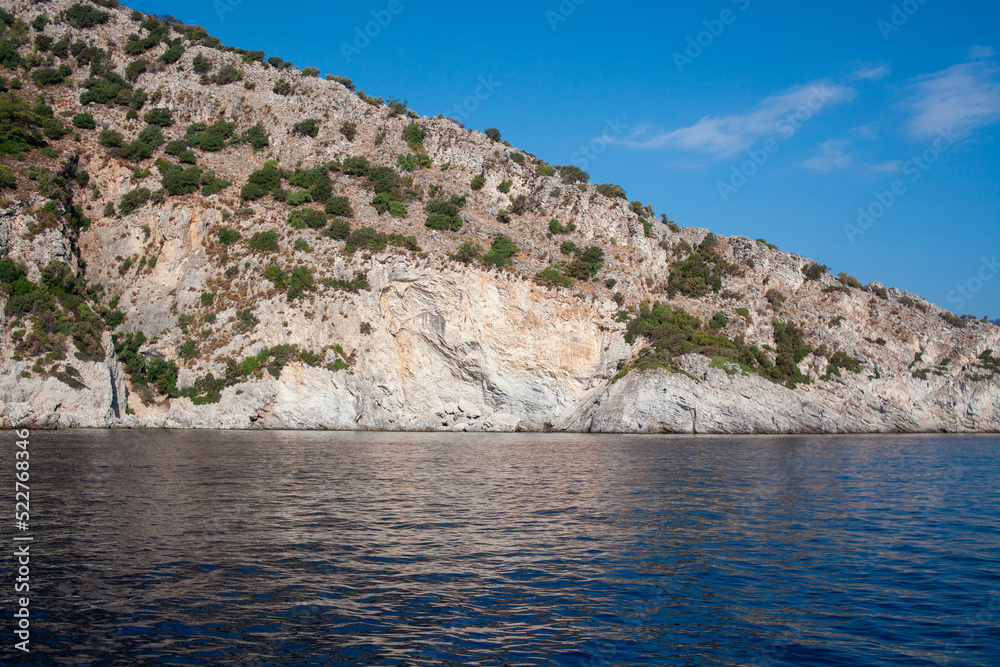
[{"xmin": 5, "ymin": 431, "xmax": 998, "ymax": 666}]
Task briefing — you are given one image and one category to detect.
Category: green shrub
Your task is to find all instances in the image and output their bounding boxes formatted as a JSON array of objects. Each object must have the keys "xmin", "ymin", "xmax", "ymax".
[
  {"xmin": 802, "ymin": 262, "xmax": 828, "ymax": 281},
  {"xmin": 557, "ymin": 165, "xmax": 590, "ymax": 184},
  {"xmin": 32, "ymin": 67, "xmax": 69, "ymax": 87},
  {"xmin": 838, "ymin": 272, "xmax": 863, "ymax": 289},
  {"xmin": 577, "ymin": 246, "xmax": 604, "ymax": 276},
  {"xmin": 497, "ymin": 179, "xmax": 512, "ymax": 194},
  {"xmin": 345, "ymin": 226, "xmax": 386, "ymax": 253},
  {"xmin": 293, "ymin": 237, "xmax": 311, "ymax": 253},
  {"xmin": 371, "ymin": 194, "xmax": 407, "ymax": 218},
  {"xmin": 710, "ymin": 313, "xmax": 728, "ymax": 330},
  {"xmin": 325, "ymin": 196, "xmax": 353, "ymax": 217},
  {"xmin": 247, "ymin": 230, "xmax": 279, "ymax": 252},
  {"xmin": 470, "ymin": 173, "xmax": 485, "ymax": 190},
  {"xmin": 292, "ymin": 118, "xmax": 319, "ymax": 137},
  {"xmin": 424, "ymin": 195, "xmax": 465, "ymax": 231},
  {"xmin": 125, "ymin": 58, "xmax": 149, "ymax": 81},
  {"xmin": 35, "ymin": 34, "xmax": 54, "ymax": 52},
  {"xmin": 264, "ymin": 264, "xmax": 287, "ymax": 287},
  {"xmin": 829, "ymin": 350, "xmax": 861, "ymax": 373},
  {"xmin": 272, "ymin": 78, "xmax": 293, "ymax": 96},
  {"xmin": 0, "ymin": 164, "xmax": 15, "ymax": 189},
  {"xmin": 329, "ymin": 75, "xmax": 355, "ymax": 90},
  {"xmin": 160, "ymin": 44, "xmax": 184, "ymax": 64},
  {"xmin": 65, "ymin": 3, "xmax": 110, "ymax": 29},
  {"xmin": 535, "ymin": 266, "xmax": 573, "ymax": 287},
  {"xmin": 192, "ymin": 53, "xmax": 212, "ymax": 73},
  {"xmin": 596, "ymin": 183, "xmax": 627, "ymax": 199},
  {"xmin": 484, "ymin": 127, "xmax": 501, "ymax": 142},
  {"xmin": 112, "ymin": 124, "xmax": 165, "ymax": 162},
  {"xmin": 537, "ymin": 164, "xmax": 555, "ymax": 177},
  {"xmin": 322, "ymin": 218, "xmax": 352, "ymax": 240},
  {"xmin": 342, "ymin": 155, "xmax": 371, "ymax": 176},
  {"xmin": 200, "ymin": 170, "xmax": 229, "ymax": 196},
  {"xmin": 397, "ymin": 153, "xmax": 417, "ymax": 172},
  {"xmin": 940, "ymin": 311, "xmax": 966, "ymax": 328},
  {"xmin": 560, "ymin": 240, "xmax": 577, "ymax": 255},
  {"xmin": 143, "ymin": 107, "xmax": 173, "ymax": 127},
  {"xmin": 51, "ymin": 36, "xmax": 70, "ymax": 58},
  {"xmin": 200, "ymin": 292, "xmax": 215, "ymax": 306},
  {"xmin": 402, "ymin": 123, "xmax": 424, "ymax": 149},
  {"xmin": 288, "ymin": 208, "xmax": 327, "ymax": 229},
  {"xmin": 72, "ymin": 112, "xmax": 96, "ymax": 129},
  {"xmin": 118, "ymin": 187, "xmax": 151, "ymax": 214},
  {"xmin": 78, "ymin": 72, "xmax": 132, "ymax": 106},
  {"xmin": 210, "ymin": 65, "xmax": 243, "ymax": 85},
  {"xmin": 218, "ymin": 228, "xmax": 241, "ymax": 245},
  {"xmin": 241, "ymin": 124, "xmax": 270, "ymax": 150},
  {"xmin": 667, "ymin": 236, "xmax": 726, "ymax": 298},
  {"xmin": 450, "ymin": 242, "xmax": 482, "ymax": 264},
  {"xmin": 286, "ymin": 266, "xmax": 314, "ymax": 300},
  {"xmin": 368, "ymin": 166, "xmax": 400, "ymax": 194},
  {"xmin": 482, "ymin": 236, "xmax": 519, "ymax": 267},
  {"xmin": 186, "ymin": 119, "xmax": 236, "ymax": 151},
  {"xmin": 178, "ymin": 340, "xmax": 198, "ymax": 360},
  {"xmin": 241, "ymin": 163, "xmax": 283, "ymax": 200},
  {"xmin": 340, "ymin": 121, "xmax": 357, "ymax": 141},
  {"xmin": 159, "ymin": 162, "xmax": 202, "ymax": 195},
  {"xmin": 511, "ymin": 152, "xmax": 525, "ymax": 165},
  {"xmin": 146, "ymin": 358, "xmax": 178, "ymax": 395},
  {"xmin": 549, "ymin": 220, "xmax": 569, "ymax": 235}
]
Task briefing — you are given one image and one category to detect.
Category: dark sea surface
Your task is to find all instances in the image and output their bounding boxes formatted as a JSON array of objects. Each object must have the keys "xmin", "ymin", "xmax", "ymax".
[{"xmin": 2, "ymin": 431, "xmax": 998, "ymax": 666}]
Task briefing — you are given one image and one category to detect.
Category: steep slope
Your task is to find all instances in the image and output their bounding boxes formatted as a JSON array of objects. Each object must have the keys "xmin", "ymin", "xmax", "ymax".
[{"xmin": 0, "ymin": 0, "xmax": 997, "ymax": 432}]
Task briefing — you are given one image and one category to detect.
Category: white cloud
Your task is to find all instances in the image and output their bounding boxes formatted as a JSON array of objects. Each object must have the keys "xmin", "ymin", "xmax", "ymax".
[
  {"xmin": 851, "ymin": 61, "xmax": 892, "ymax": 81},
  {"xmin": 799, "ymin": 140, "xmax": 853, "ymax": 172},
  {"xmin": 869, "ymin": 161, "xmax": 903, "ymax": 174},
  {"xmin": 969, "ymin": 45, "xmax": 994, "ymax": 60},
  {"xmin": 904, "ymin": 57, "xmax": 1000, "ymax": 139},
  {"xmin": 851, "ymin": 123, "xmax": 879, "ymax": 140},
  {"xmin": 623, "ymin": 80, "xmax": 855, "ymax": 158}
]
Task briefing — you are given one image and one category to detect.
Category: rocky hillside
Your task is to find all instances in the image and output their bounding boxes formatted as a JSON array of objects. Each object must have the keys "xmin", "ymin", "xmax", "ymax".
[{"xmin": 1, "ymin": 0, "xmax": 998, "ymax": 432}]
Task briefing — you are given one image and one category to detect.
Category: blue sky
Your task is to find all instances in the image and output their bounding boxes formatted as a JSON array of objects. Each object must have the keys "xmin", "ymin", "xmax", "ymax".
[{"xmin": 135, "ymin": 0, "xmax": 1000, "ymax": 317}]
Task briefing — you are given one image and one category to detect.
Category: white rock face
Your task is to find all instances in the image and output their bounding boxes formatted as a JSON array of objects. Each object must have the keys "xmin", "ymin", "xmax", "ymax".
[{"xmin": 1, "ymin": 0, "xmax": 998, "ymax": 433}]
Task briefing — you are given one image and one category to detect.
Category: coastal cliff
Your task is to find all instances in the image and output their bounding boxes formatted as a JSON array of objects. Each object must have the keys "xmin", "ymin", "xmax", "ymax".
[{"xmin": 1, "ymin": 0, "xmax": 997, "ymax": 432}]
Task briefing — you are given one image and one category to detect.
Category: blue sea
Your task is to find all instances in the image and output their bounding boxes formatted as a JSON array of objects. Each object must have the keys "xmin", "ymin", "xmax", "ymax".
[{"xmin": 3, "ymin": 431, "xmax": 998, "ymax": 665}]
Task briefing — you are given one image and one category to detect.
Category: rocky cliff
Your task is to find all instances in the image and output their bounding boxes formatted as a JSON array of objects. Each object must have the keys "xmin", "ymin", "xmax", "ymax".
[{"xmin": 0, "ymin": 0, "xmax": 997, "ymax": 432}]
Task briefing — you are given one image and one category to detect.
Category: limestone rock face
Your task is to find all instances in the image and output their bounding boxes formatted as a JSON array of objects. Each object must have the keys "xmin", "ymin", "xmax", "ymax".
[{"xmin": 0, "ymin": 0, "xmax": 998, "ymax": 432}]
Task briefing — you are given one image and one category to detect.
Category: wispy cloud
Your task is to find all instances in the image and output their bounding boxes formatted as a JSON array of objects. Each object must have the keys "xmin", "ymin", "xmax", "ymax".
[
  {"xmin": 869, "ymin": 160, "xmax": 903, "ymax": 174},
  {"xmin": 904, "ymin": 54, "xmax": 1000, "ymax": 139},
  {"xmin": 969, "ymin": 45, "xmax": 994, "ymax": 60},
  {"xmin": 850, "ymin": 123, "xmax": 879, "ymax": 140},
  {"xmin": 623, "ymin": 80, "xmax": 855, "ymax": 158},
  {"xmin": 799, "ymin": 140, "xmax": 853, "ymax": 172},
  {"xmin": 850, "ymin": 61, "xmax": 892, "ymax": 81}
]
